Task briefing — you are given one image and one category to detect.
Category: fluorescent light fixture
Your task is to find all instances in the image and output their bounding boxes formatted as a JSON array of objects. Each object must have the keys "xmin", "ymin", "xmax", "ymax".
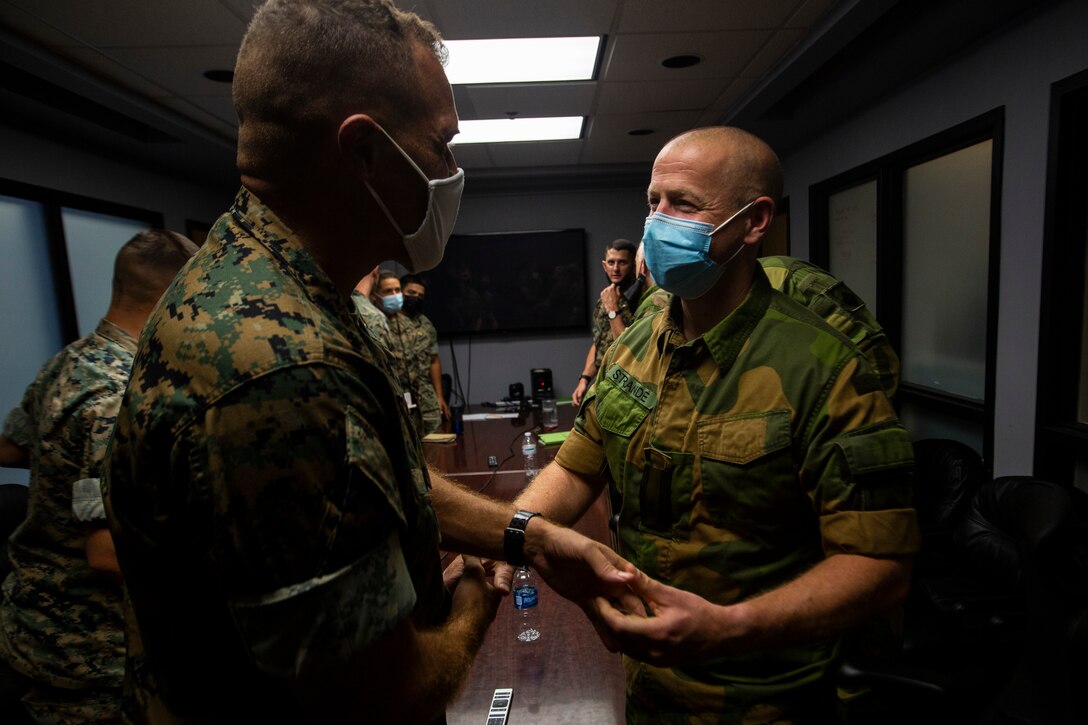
[
  {"xmin": 444, "ymin": 37, "xmax": 600, "ymax": 84},
  {"xmin": 452, "ymin": 116, "xmax": 583, "ymax": 145}
]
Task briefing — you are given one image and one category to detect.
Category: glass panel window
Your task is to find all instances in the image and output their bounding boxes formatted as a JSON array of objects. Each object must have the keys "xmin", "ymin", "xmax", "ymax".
[
  {"xmin": 0, "ymin": 194, "xmax": 64, "ymax": 485},
  {"xmin": 901, "ymin": 140, "xmax": 992, "ymax": 401},
  {"xmin": 61, "ymin": 208, "xmax": 149, "ymax": 338},
  {"xmin": 828, "ymin": 180, "xmax": 879, "ymax": 316}
]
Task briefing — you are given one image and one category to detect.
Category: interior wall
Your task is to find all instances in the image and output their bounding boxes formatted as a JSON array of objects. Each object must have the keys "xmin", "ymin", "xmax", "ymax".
[
  {"xmin": 439, "ymin": 185, "xmax": 648, "ymax": 404},
  {"xmin": 778, "ymin": 0, "xmax": 1088, "ymax": 476}
]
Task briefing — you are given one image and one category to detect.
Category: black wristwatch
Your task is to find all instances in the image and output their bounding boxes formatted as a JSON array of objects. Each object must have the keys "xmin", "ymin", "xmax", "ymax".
[
  {"xmin": 578, "ymin": 373, "xmax": 593, "ymax": 382},
  {"xmin": 504, "ymin": 510, "xmax": 541, "ymax": 566}
]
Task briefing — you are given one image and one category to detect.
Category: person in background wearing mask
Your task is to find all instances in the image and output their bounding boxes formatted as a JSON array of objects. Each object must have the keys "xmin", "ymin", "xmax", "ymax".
[
  {"xmin": 398, "ymin": 274, "xmax": 450, "ymax": 434},
  {"xmin": 351, "ymin": 265, "xmax": 390, "ymax": 341},
  {"xmin": 504, "ymin": 126, "xmax": 920, "ymax": 722},
  {"xmin": 102, "ymin": 2, "xmax": 634, "ymax": 722},
  {"xmin": 571, "ymin": 238, "xmax": 640, "ymax": 406},
  {"xmin": 0, "ymin": 229, "xmax": 198, "ymax": 724}
]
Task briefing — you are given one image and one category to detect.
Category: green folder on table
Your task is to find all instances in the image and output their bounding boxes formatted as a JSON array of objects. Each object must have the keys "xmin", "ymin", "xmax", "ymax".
[{"xmin": 538, "ymin": 431, "xmax": 570, "ymax": 446}]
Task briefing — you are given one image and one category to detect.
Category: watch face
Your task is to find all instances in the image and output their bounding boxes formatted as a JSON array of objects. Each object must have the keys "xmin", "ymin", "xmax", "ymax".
[{"xmin": 608, "ymin": 310, "xmax": 617, "ymax": 319}]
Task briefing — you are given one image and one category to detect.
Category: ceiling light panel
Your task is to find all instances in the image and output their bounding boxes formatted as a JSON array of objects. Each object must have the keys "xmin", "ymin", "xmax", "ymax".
[
  {"xmin": 444, "ymin": 37, "xmax": 601, "ymax": 84},
  {"xmin": 452, "ymin": 116, "xmax": 584, "ymax": 144}
]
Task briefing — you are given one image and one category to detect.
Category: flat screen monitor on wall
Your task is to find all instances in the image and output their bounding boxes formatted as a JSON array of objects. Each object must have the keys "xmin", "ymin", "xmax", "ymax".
[{"xmin": 423, "ymin": 229, "xmax": 588, "ymax": 336}]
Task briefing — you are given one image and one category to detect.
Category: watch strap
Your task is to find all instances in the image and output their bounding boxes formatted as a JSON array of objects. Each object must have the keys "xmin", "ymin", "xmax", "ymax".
[{"xmin": 504, "ymin": 510, "xmax": 541, "ymax": 566}]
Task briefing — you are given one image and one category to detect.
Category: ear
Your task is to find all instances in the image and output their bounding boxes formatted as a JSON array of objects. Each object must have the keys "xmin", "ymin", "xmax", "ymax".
[
  {"xmin": 743, "ymin": 196, "xmax": 777, "ymax": 245},
  {"xmin": 337, "ymin": 114, "xmax": 382, "ymax": 181}
]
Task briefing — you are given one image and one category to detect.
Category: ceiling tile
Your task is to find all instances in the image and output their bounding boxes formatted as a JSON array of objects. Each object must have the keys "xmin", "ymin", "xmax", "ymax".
[
  {"xmin": 602, "ymin": 30, "xmax": 771, "ymax": 82},
  {"xmin": 62, "ymin": 45, "xmax": 240, "ymax": 98},
  {"xmin": 425, "ymin": 0, "xmax": 618, "ymax": 40},
  {"xmin": 167, "ymin": 95, "xmax": 238, "ymax": 128},
  {"xmin": 5, "ymin": 0, "xmax": 246, "ymax": 47},
  {"xmin": 461, "ymin": 82, "xmax": 596, "ymax": 120},
  {"xmin": 582, "ymin": 110, "xmax": 702, "ymax": 164},
  {"xmin": 617, "ymin": 0, "xmax": 804, "ymax": 32},
  {"xmin": 741, "ymin": 27, "xmax": 806, "ymax": 78},
  {"xmin": 486, "ymin": 140, "xmax": 583, "ymax": 167},
  {"xmin": 450, "ymin": 143, "xmax": 494, "ymax": 169},
  {"xmin": 785, "ymin": 0, "xmax": 838, "ymax": 28},
  {"xmin": 597, "ymin": 78, "xmax": 723, "ymax": 114}
]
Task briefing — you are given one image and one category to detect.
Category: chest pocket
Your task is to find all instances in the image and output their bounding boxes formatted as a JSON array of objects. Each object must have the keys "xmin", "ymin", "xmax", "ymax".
[
  {"xmin": 595, "ymin": 363, "xmax": 656, "ymax": 438},
  {"xmin": 695, "ymin": 409, "xmax": 809, "ymax": 538}
]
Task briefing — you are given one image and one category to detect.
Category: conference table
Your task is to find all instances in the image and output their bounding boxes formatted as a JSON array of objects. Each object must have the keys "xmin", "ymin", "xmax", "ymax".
[{"xmin": 422, "ymin": 403, "xmax": 626, "ymax": 724}]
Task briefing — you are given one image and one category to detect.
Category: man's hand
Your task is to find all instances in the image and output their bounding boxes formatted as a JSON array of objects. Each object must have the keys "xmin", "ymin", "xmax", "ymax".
[
  {"xmin": 591, "ymin": 569, "xmax": 742, "ymax": 666},
  {"xmin": 448, "ymin": 555, "xmax": 502, "ymax": 626},
  {"xmin": 571, "ymin": 377, "xmax": 589, "ymax": 406},
  {"xmin": 599, "ymin": 283, "xmax": 622, "ymax": 313},
  {"xmin": 438, "ymin": 396, "xmax": 452, "ymax": 421}
]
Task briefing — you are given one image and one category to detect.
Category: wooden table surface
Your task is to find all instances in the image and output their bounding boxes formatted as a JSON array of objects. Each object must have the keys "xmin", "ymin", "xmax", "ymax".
[{"xmin": 424, "ymin": 403, "xmax": 626, "ymax": 724}]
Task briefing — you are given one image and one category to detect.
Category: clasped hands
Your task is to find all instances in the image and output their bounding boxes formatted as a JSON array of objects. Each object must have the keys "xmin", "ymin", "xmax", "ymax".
[{"xmin": 485, "ymin": 520, "xmax": 729, "ymax": 667}]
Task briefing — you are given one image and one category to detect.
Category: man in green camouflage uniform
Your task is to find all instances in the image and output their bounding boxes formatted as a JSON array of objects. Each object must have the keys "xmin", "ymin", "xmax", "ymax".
[
  {"xmin": 99, "ymin": 2, "xmax": 638, "ymax": 722},
  {"xmin": 512, "ymin": 127, "xmax": 921, "ymax": 723},
  {"xmin": 0, "ymin": 230, "xmax": 197, "ymax": 724},
  {"xmin": 572, "ymin": 239, "xmax": 639, "ymax": 405}
]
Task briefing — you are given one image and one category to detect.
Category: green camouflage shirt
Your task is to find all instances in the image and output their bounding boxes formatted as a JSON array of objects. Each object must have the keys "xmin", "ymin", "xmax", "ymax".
[
  {"xmin": 385, "ymin": 312, "xmax": 442, "ymax": 436},
  {"xmin": 555, "ymin": 271, "xmax": 920, "ymax": 724},
  {"xmin": 103, "ymin": 188, "xmax": 445, "ymax": 723},
  {"xmin": 759, "ymin": 256, "xmax": 900, "ymax": 399},
  {"xmin": 0, "ymin": 318, "xmax": 131, "ymax": 693},
  {"xmin": 591, "ymin": 292, "xmax": 635, "ymax": 373}
]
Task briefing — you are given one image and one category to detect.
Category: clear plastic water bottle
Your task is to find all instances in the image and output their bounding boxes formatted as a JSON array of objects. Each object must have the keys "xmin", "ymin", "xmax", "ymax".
[
  {"xmin": 521, "ymin": 431, "xmax": 538, "ymax": 479},
  {"xmin": 513, "ymin": 566, "xmax": 540, "ymax": 642}
]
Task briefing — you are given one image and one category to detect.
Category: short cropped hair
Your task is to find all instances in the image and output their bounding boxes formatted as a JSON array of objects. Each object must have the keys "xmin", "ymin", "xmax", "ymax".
[
  {"xmin": 234, "ymin": 0, "xmax": 445, "ymax": 179},
  {"xmin": 377, "ymin": 270, "xmax": 400, "ymax": 284},
  {"xmin": 604, "ymin": 238, "xmax": 636, "ymax": 257},
  {"xmin": 400, "ymin": 273, "xmax": 426, "ymax": 290},
  {"xmin": 112, "ymin": 230, "xmax": 200, "ymax": 307}
]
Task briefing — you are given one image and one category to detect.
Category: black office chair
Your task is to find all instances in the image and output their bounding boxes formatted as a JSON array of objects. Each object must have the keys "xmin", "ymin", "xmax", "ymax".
[{"xmin": 839, "ymin": 442, "xmax": 1088, "ymax": 725}]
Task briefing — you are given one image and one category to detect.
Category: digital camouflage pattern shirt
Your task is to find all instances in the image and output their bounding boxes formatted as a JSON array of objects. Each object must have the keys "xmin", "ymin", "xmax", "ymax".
[
  {"xmin": 590, "ymin": 292, "xmax": 634, "ymax": 373},
  {"xmin": 103, "ymin": 188, "xmax": 446, "ymax": 723},
  {"xmin": 385, "ymin": 312, "xmax": 442, "ymax": 436},
  {"xmin": 0, "ymin": 319, "xmax": 131, "ymax": 693},
  {"xmin": 350, "ymin": 289, "xmax": 391, "ymax": 343},
  {"xmin": 555, "ymin": 271, "xmax": 921, "ymax": 724}
]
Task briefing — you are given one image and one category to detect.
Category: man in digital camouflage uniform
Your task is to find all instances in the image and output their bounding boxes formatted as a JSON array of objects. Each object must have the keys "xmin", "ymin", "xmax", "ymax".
[
  {"xmin": 396, "ymin": 273, "xmax": 450, "ymax": 434},
  {"xmin": 0, "ymin": 229, "xmax": 197, "ymax": 724},
  {"xmin": 510, "ymin": 127, "xmax": 921, "ymax": 723},
  {"xmin": 351, "ymin": 265, "xmax": 390, "ymax": 342},
  {"xmin": 102, "ymin": 2, "xmax": 631, "ymax": 723},
  {"xmin": 572, "ymin": 238, "xmax": 639, "ymax": 405}
]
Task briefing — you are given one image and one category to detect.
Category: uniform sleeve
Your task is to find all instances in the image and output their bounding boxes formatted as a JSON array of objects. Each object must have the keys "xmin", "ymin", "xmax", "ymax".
[
  {"xmin": 2, "ymin": 373, "xmax": 42, "ymax": 448},
  {"xmin": 555, "ymin": 358, "xmax": 609, "ymax": 476},
  {"xmin": 71, "ymin": 391, "xmax": 125, "ymax": 525},
  {"xmin": 190, "ymin": 365, "xmax": 418, "ymax": 679},
  {"xmin": 801, "ymin": 357, "xmax": 921, "ymax": 557},
  {"xmin": 423, "ymin": 317, "xmax": 438, "ymax": 357}
]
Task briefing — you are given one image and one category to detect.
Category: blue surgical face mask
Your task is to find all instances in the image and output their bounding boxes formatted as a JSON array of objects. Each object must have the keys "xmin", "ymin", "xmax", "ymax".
[
  {"xmin": 380, "ymin": 292, "xmax": 404, "ymax": 313},
  {"xmin": 642, "ymin": 200, "xmax": 757, "ymax": 299}
]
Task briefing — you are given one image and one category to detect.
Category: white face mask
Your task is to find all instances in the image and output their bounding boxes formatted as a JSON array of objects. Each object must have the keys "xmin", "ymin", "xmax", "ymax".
[{"xmin": 365, "ymin": 124, "xmax": 464, "ymax": 273}]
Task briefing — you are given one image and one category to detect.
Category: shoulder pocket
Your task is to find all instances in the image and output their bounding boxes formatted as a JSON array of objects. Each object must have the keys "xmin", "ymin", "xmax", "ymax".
[{"xmin": 698, "ymin": 409, "xmax": 792, "ymax": 464}]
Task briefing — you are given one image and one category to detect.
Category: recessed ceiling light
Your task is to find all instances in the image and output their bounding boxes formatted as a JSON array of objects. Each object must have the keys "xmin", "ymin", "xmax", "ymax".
[
  {"xmin": 627, "ymin": 128, "xmax": 654, "ymax": 136},
  {"xmin": 661, "ymin": 54, "xmax": 701, "ymax": 69},
  {"xmin": 452, "ymin": 117, "xmax": 584, "ymax": 144},
  {"xmin": 203, "ymin": 69, "xmax": 234, "ymax": 83},
  {"xmin": 444, "ymin": 37, "xmax": 600, "ymax": 84}
]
